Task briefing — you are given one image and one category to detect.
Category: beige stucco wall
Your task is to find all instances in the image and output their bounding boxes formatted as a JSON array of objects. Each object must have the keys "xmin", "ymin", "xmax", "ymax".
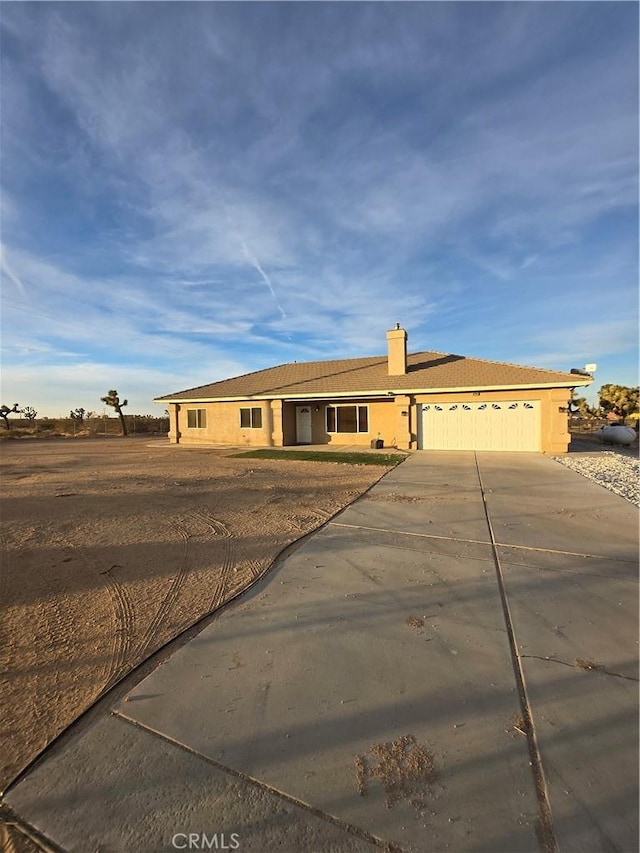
[
  {"xmin": 541, "ymin": 388, "xmax": 573, "ymax": 453},
  {"xmin": 282, "ymin": 398, "xmax": 403, "ymax": 448},
  {"xmin": 169, "ymin": 401, "xmax": 274, "ymax": 447},
  {"xmin": 168, "ymin": 387, "xmax": 572, "ymax": 452},
  {"xmin": 411, "ymin": 387, "xmax": 572, "ymax": 452},
  {"xmin": 169, "ymin": 399, "xmax": 405, "ymax": 448}
]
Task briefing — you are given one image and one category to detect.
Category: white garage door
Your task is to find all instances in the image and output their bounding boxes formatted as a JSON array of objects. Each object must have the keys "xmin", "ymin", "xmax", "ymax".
[{"xmin": 419, "ymin": 401, "xmax": 541, "ymax": 451}]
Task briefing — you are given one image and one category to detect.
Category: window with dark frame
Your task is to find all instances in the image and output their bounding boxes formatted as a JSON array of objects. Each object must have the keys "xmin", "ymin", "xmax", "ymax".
[
  {"xmin": 187, "ymin": 409, "xmax": 207, "ymax": 428},
  {"xmin": 325, "ymin": 405, "xmax": 369, "ymax": 434},
  {"xmin": 240, "ymin": 407, "xmax": 263, "ymax": 429}
]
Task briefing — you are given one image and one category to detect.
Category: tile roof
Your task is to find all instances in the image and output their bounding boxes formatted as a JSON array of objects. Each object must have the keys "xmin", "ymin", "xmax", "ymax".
[{"xmin": 156, "ymin": 351, "xmax": 589, "ymax": 401}]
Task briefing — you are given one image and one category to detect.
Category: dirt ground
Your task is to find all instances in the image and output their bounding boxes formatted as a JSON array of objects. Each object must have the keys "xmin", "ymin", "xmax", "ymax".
[
  {"xmin": 0, "ymin": 438, "xmax": 393, "ymax": 797},
  {"xmin": 568, "ymin": 429, "xmax": 639, "ymax": 456}
]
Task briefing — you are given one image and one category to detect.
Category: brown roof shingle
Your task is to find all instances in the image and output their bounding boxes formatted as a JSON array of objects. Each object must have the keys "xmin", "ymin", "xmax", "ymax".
[{"xmin": 156, "ymin": 350, "xmax": 589, "ymax": 401}]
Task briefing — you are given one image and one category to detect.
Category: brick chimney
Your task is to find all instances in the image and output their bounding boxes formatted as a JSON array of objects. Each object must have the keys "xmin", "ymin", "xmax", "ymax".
[{"xmin": 386, "ymin": 323, "xmax": 407, "ymax": 375}]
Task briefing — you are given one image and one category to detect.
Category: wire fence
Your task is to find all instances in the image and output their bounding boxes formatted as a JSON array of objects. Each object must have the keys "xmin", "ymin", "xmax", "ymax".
[
  {"xmin": 570, "ymin": 417, "xmax": 638, "ymax": 434},
  {"xmin": 2, "ymin": 416, "xmax": 170, "ymax": 438}
]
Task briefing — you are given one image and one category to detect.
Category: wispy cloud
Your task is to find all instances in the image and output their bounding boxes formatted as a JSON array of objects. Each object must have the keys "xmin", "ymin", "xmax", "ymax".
[
  {"xmin": 0, "ymin": 2, "xmax": 637, "ymax": 414},
  {"xmin": 0, "ymin": 245, "xmax": 26, "ymax": 294},
  {"xmin": 240, "ymin": 239, "xmax": 287, "ymax": 321}
]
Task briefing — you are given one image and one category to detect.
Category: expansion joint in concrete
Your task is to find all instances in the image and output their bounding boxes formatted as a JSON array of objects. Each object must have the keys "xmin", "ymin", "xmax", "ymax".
[
  {"xmin": 332, "ymin": 523, "xmax": 636, "ymax": 565},
  {"xmin": 111, "ymin": 712, "xmax": 405, "ymax": 852},
  {"xmin": 520, "ymin": 655, "xmax": 639, "ymax": 683},
  {"xmin": 495, "ymin": 542, "xmax": 639, "ymax": 563},
  {"xmin": 473, "ymin": 454, "xmax": 559, "ymax": 853},
  {"xmin": 330, "ymin": 521, "xmax": 489, "ymax": 547},
  {"xmin": 0, "ymin": 803, "xmax": 66, "ymax": 853},
  {"xmin": 498, "ymin": 561, "xmax": 639, "ymax": 582}
]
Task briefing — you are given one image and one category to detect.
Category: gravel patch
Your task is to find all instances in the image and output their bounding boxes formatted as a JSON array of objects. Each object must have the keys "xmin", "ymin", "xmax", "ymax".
[{"xmin": 552, "ymin": 450, "xmax": 639, "ymax": 506}]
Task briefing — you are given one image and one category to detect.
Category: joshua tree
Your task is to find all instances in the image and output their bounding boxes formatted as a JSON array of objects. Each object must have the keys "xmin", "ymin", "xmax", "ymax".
[
  {"xmin": 70, "ymin": 408, "xmax": 85, "ymax": 421},
  {"xmin": 569, "ymin": 390, "xmax": 597, "ymax": 419},
  {"xmin": 0, "ymin": 403, "xmax": 20, "ymax": 430},
  {"xmin": 598, "ymin": 385, "xmax": 639, "ymax": 424},
  {"xmin": 100, "ymin": 390, "xmax": 128, "ymax": 436},
  {"xmin": 22, "ymin": 406, "xmax": 38, "ymax": 421}
]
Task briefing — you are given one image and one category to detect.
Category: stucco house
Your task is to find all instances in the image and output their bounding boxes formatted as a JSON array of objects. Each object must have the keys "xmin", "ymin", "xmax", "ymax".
[{"xmin": 155, "ymin": 326, "xmax": 592, "ymax": 453}]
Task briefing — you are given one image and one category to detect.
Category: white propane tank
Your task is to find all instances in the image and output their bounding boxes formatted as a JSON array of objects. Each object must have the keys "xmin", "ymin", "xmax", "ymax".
[{"xmin": 595, "ymin": 425, "xmax": 637, "ymax": 445}]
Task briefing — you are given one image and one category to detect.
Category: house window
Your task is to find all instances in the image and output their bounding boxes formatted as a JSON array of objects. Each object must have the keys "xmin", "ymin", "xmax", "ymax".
[
  {"xmin": 187, "ymin": 409, "xmax": 207, "ymax": 429},
  {"xmin": 240, "ymin": 407, "xmax": 263, "ymax": 429},
  {"xmin": 326, "ymin": 405, "xmax": 368, "ymax": 434}
]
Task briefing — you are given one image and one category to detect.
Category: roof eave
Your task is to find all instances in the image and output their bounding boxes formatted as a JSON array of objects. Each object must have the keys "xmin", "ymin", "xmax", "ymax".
[{"xmin": 154, "ymin": 378, "xmax": 591, "ymax": 404}]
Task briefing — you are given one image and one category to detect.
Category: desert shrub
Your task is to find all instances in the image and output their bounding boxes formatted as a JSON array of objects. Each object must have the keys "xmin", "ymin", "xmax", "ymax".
[{"xmin": 0, "ymin": 416, "xmax": 169, "ymax": 439}]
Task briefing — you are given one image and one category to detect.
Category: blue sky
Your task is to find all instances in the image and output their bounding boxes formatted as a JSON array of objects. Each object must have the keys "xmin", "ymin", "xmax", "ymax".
[{"xmin": 1, "ymin": 1, "xmax": 638, "ymax": 417}]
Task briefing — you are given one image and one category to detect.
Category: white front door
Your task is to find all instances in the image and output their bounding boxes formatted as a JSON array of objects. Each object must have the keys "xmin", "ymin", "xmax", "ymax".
[{"xmin": 296, "ymin": 406, "xmax": 312, "ymax": 444}]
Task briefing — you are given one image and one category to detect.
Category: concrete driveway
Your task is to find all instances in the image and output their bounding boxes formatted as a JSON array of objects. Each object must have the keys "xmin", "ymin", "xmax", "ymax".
[{"xmin": 4, "ymin": 452, "xmax": 638, "ymax": 853}]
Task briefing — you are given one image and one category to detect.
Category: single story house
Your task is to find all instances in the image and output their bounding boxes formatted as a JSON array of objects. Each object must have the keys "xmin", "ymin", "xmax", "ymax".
[{"xmin": 155, "ymin": 326, "xmax": 592, "ymax": 453}]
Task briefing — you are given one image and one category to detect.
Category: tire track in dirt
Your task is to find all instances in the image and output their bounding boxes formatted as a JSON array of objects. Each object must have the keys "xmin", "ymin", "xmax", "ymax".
[
  {"xmin": 134, "ymin": 508, "xmax": 237, "ymax": 654},
  {"xmin": 2, "ymin": 540, "xmax": 96, "ymax": 787},
  {"xmin": 190, "ymin": 507, "xmax": 231, "ymax": 539},
  {"xmin": 314, "ymin": 506, "xmax": 333, "ymax": 518},
  {"xmin": 101, "ymin": 567, "xmax": 136, "ymax": 690},
  {"xmin": 208, "ymin": 535, "xmax": 235, "ymax": 612},
  {"xmin": 287, "ymin": 509, "xmax": 332, "ymax": 532},
  {"xmin": 194, "ymin": 508, "xmax": 237, "ymax": 614},
  {"xmin": 24, "ymin": 571, "xmax": 73, "ymax": 760},
  {"xmin": 247, "ymin": 558, "xmax": 267, "ymax": 581},
  {"xmin": 0, "ymin": 532, "xmax": 9, "ymax": 622},
  {"xmin": 133, "ymin": 522, "xmax": 191, "ymax": 660},
  {"xmin": 128, "ymin": 507, "xmax": 236, "ymax": 662},
  {"xmin": 66, "ymin": 546, "xmax": 137, "ymax": 694}
]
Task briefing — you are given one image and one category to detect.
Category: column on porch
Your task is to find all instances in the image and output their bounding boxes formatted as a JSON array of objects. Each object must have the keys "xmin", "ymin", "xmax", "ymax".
[
  {"xmin": 269, "ymin": 399, "xmax": 284, "ymax": 447},
  {"xmin": 168, "ymin": 403, "xmax": 181, "ymax": 444},
  {"xmin": 394, "ymin": 395, "xmax": 411, "ymax": 450}
]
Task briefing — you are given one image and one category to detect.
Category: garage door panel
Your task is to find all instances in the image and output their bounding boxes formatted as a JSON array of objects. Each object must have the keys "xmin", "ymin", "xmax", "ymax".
[{"xmin": 420, "ymin": 401, "xmax": 540, "ymax": 451}]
